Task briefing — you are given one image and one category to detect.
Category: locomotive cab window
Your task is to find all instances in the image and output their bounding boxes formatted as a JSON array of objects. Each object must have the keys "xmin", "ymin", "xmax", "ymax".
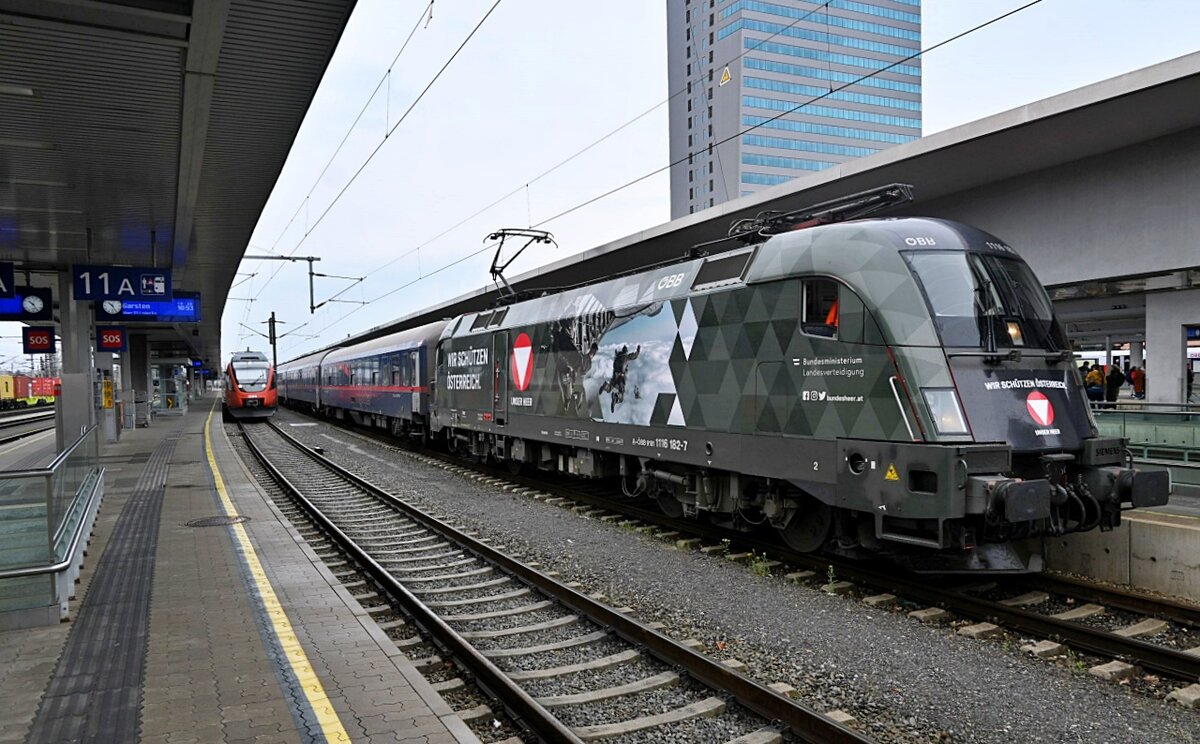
[
  {"xmin": 903, "ymin": 251, "xmax": 1067, "ymax": 350},
  {"xmin": 801, "ymin": 279, "xmax": 840, "ymax": 339}
]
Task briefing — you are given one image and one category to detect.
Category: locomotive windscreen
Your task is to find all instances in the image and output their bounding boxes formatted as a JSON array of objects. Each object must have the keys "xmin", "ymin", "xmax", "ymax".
[
  {"xmin": 231, "ymin": 361, "xmax": 271, "ymax": 392},
  {"xmin": 903, "ymin": 251, "xmax": 1066, "ymax": 350}
]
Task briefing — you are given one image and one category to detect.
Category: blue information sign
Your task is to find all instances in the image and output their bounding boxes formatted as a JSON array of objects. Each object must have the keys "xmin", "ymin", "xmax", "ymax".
[
  {"xmin": 0, "ymin": 287, "xmax": 53, "ymax": 321},
  {"xmin": 73, "ymin": 264, "xmax": 172, "ymax": 301},
  {"xmin": 94, "ymin": 291, "xmax": 200, "ymax": 323},
  {"xmin": 0, "ymin": 262, "xmax": 14, "ymax": 299}
]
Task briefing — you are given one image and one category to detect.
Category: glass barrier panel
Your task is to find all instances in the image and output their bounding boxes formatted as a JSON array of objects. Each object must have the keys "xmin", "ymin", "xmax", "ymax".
[{"xmin": 0, "ymin": 474, "xmax": 52, "ymax": 571}]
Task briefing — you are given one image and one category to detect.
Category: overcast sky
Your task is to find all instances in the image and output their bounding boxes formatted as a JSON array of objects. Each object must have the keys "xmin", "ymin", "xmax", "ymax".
[{"xmin": 73, "ymin": 0, "xmax": 1200, "ymax": 368}]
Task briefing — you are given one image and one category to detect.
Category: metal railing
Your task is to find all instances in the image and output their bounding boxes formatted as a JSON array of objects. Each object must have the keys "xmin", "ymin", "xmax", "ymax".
[{"xmin": 0, "ymin": 426, "xmax": 104, "ymax": 624}]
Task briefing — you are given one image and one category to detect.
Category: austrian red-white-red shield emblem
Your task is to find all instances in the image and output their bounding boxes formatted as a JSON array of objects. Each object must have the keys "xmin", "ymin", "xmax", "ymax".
[
  {"xmin": 1026, "ymin": 391, "xmax": 1054, "ymax": 426},
  {"xmin": 511, "ymin": 332, "xmax": 533, "ymax": 391}
]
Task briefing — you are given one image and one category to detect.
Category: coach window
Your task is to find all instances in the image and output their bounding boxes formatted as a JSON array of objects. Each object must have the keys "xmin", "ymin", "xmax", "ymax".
[{"xmin": 801, "ymin": 278, "xmax": 840, "ymax": 339}]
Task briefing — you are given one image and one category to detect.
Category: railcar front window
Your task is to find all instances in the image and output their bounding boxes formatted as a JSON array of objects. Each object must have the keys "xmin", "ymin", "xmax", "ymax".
[
  {"xmin": 232, "ymin": 363, "xmax": 270, "ymax": 392},
  {"xmin": 904, "ymin": 251, "xmax": 1065, "ymax": 350}
]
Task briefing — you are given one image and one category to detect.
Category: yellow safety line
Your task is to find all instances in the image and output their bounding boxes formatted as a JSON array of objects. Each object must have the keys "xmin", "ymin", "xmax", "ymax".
[{"xmin": 203, "ymin": 408, "xmax": 351, "ymax": 743}]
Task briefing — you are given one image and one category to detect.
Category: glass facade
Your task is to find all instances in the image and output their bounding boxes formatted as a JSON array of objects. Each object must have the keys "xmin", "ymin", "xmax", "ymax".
[
  {"xmin": 742, "ymin": 95, "xmax": 921, "ymax": 129},
  {"xmin": 668, "ymin": 0, "xmax": 921, "ymax": 218},
  {"xmin": 744, "ymin": 76, "xmax": 921, "ymax": 111}
]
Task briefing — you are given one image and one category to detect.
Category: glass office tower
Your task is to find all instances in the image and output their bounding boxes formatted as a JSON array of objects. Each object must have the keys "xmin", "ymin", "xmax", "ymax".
[{"xmin": 667, "ymin": 0, "xmax": 921, "ymax": 218}]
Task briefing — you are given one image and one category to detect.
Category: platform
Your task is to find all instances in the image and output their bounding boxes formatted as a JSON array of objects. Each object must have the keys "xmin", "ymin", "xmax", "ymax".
[
  {"xmin": 0, "ymin": 398, "xmax": 476, "ymax": 744},
  {"xmin": 1043, "ymin": 504, "xmax": 1200, "ymax": 602}
]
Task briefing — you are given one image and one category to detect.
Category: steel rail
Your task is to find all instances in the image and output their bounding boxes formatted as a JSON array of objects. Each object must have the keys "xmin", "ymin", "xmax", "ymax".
[
  {"xmin": 1018, "ymin": 573, "xmax": 1200, "ymax": 628},
  {"xmin": 251, "ymin": 420, "xmax": 871, "ymax": 744},
  {"xmin": 241, "ymin": 422, "xmax": 583, "ymax": 744},
  {"xmin": 0, "ymin": 424, "xmax": 54, "ymax": 447},
  {"xmin": 0, "ymin": 408, "xmax": 55, "ymax": 422},
  {"xmin": 386, "ymin": 437, "xmax": 1200, "ymax": 681},
  {"xmin": 782, "ymin": 555, "xmax": 1200, "ymax": 681}
]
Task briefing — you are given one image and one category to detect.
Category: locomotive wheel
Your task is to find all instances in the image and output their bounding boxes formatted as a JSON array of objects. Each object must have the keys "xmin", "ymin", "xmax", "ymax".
[
  {"xmin": 779, "ymin": 496, "xmax": 832, "ymax": 553},
  {"xmin": 655, "ymin": 489, "xmax": 683, "ymax": 518}
]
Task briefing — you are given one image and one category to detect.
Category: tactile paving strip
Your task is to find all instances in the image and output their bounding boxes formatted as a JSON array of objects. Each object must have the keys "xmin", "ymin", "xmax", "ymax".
[{"xmin": 25, "ymin": 437, "xmax": 178, "ymax": 744}]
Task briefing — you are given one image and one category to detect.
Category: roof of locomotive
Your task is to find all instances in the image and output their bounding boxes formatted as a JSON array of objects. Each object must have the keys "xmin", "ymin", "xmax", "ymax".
[{"xmin": 446, "ymin": 217, "xmax": 1019, "ymax": 348}]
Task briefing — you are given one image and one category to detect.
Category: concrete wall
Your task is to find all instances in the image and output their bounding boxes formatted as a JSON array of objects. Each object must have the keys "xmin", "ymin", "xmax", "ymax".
[
  {"xmin": 1043, "ymin": 512, "xmax": 1200, "ymax": 601},
  {"xmin": 1145, "ymin": 288, "xmax": 1200, "ymax": 404},
  {"xmin": 922, "ymin": 127, "xmax": 1200, "ymax": 287}
]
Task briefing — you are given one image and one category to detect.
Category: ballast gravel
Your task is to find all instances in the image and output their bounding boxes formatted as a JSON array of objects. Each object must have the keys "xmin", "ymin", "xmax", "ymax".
[{"xmin": 271, "ymin": 410, "xmax": 1199, "ymax": 743}]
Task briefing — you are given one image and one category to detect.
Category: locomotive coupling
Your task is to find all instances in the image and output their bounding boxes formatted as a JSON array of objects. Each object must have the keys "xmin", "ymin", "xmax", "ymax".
[
  {"xmin": 975, "ymin": 477, "xmax": 1052, "ymax": 522},
  {"xmin": 1115, "ymin": 468, "xmax": 1171, "ymax": 508}
]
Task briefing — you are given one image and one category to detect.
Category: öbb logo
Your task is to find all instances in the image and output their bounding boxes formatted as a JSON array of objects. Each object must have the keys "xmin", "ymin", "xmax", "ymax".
[
  {"xmin": 511, "ymin": 333, "xmax": 534, "ymax": 392},
  {"xmin": 657, "ymin": 273, "xmax": 685, "ymax": 290}
]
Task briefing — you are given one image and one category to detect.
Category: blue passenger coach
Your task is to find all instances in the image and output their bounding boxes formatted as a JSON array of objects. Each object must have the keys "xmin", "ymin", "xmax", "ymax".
[{"xmin": 278, "ymin": 320, "xmax": 449, "ymax": 437}]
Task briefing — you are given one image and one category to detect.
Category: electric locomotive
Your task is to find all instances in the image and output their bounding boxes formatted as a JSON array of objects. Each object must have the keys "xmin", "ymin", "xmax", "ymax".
[
  {"xmin": 223, "ymin": 350, "xmax": 277, "ymax": 421},
  {"xmin": 279, "ymin": 185, "xmax": 1170, "ymax": 572},
  {"xmin": 427, "ymin": 187, "xmax": 1169, "ymax": 572}
]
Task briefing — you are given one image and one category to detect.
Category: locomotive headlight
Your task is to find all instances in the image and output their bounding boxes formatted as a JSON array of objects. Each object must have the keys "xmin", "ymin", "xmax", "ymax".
[
  {"xmin": 922, "ymin": 388, "xmax": 970, "ymax": 435},
  {"xmin": 1005, "ymin": 321, "xmax": 1025, "ymax": 346}
]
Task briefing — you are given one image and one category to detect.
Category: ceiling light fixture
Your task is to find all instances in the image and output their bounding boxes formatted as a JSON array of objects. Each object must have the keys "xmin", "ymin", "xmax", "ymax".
[
  {"xmin": 0, "ymin": 84, "xmax": 35, "ymax": 97},
  {"xmin": 3, "ymin": 178, "xmax": 70, "ymax": 187},
  {"xmin": 0, "ymin": 138, "xmax": 58, "ymax": 150},
  {"xmin": 0, "ymin": 205, "xmax": 84, "ymax": 215}
]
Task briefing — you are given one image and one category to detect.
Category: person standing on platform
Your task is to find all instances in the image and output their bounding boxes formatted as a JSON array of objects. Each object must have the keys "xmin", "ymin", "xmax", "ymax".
[
  {"xmin": 1085, "ymin": 364, "xmax": 1105, "ymax": 402},
  {"xmin": 1128, "ymin": 366, "xmax": 1146, "ymax": 400},
  {"xmin": 1105, "ymin": 364, "xmax": 1126, "ymax": 407}
]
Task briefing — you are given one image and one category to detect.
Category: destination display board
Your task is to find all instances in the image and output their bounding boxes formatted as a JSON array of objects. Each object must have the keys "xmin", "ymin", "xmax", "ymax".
[
  {"xmin": 0, "ymin": 287, "xmax": 53, "ymax": 321},
  {"xmin": 94, "ymin": 292, "xmax": 200, "ymax": 323}
]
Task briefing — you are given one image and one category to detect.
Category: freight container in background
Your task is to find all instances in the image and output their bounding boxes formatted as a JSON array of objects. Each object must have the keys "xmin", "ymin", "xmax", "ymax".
[
  {"xmin": 13, "ymin": 375, "xmax": 31, "ymax": 402},
  {"xmin": 31, "ymin": 377, "xmax": 58, "ymax": 398}
]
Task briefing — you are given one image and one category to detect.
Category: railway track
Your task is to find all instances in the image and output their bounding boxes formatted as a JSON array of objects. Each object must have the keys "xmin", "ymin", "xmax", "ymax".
[
  {"xmin": 238, "ymin": 419, "xmax": 873, "ymax": 743},
  {"xmin": 0, "ymin": 409, "xmax": 56, "ymax": 446},
  {"xmin": 293, "ymin": 414, "xmax": 1200, "ymax": 697}
]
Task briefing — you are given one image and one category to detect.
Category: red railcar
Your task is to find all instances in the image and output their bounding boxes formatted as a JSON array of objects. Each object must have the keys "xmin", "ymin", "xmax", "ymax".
[
  {"xmin": 31, "ymin": 377, "xmax": 58, "ymax": 398},
  {"xmin": 13, "ymin": 375, "xmax": 31, "ymax": 401},
  {"xmin": 223, "ymin": 351, "xmax": 277, "ymax": 421}
]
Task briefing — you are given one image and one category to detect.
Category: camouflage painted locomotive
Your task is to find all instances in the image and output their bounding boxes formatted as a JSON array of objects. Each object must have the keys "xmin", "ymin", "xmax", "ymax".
[{"xmin": 432, "ymin": 189, "xmax": 1169, "ymax": 571}]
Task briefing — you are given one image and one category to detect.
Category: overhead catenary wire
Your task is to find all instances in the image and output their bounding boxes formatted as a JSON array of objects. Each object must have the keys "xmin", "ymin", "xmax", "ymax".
[
  {"xmin": 253, "ymin": 1, "xmax": 434, "ymax": 275},
  {"xmin": 269, "ymin": 0, "xmax": 841, "ymax": 354},
  {"xmin": 278, "ymin": 1, "xmax": 1043, "ymax": 355},
  {"xmin": 360, "ymin": 1, "xmax": 838, "ymax": 280},
  {"xmin": 361, "ymin": 0, "xmax": 1042, "ymax": 308},
  {"xmin": 248, "ymin": 0, "xmax": 502, "ymax": 306},
  {"xmin": 530, "ymin": 0, "xmax": 1043, "ymax": 228}
]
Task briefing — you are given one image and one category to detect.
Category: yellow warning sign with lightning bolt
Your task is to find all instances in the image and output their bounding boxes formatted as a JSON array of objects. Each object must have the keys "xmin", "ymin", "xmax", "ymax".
[
  {"xmin": 884, "ymin": 463, "xmax": 900, "ymax": 481},
  {"xmin": 719, "ymin": 66, "xmax": 731, "ymax": 86}
]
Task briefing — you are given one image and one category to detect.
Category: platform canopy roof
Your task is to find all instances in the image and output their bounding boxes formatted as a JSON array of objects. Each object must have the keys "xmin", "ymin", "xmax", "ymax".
[{"xmin": 0, "ymin": 0, "xmax": 355, "ymax": 369}]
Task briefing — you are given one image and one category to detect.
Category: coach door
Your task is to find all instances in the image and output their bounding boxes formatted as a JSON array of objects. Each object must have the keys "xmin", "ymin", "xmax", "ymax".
[{"xmin": 493, "ymin": 331, "xmax": 509, "ymax": 426}]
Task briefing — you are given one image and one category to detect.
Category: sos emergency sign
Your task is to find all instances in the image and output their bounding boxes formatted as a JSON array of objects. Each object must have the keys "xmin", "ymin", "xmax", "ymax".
[
  {"xmin": 22, "ymin": 327, "xmax": 55, "ymax": 354},
  {"xmin": 96, "ymin": 326, "xmax": 128, "ymax": 353}
]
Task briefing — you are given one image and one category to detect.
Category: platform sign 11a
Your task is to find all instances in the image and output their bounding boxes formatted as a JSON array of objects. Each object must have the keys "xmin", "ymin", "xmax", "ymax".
[
  {"xmin": 96, "ymin": 326, "xmax": 128, "ymax": 353},
  {"xmin": 22, "ymin": 326, "xmax": 55, "ymax": 354},
  {"xmin": 72, "ymin": 264, "xmax": 172, "ymax": 301}
]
